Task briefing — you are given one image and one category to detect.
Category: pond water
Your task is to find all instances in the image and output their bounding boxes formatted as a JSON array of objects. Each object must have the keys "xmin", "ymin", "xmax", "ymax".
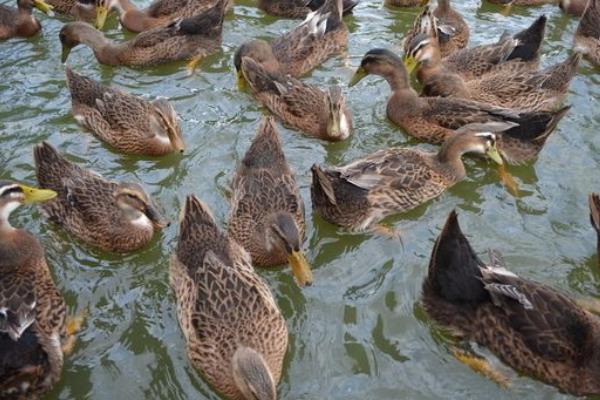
[{"xmin": 1, "ymin": 0, "xmax": 599, "ymax": 399}]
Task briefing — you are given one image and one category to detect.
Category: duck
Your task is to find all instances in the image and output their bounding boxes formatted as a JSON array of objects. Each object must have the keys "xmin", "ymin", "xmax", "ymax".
[
  {"xmin": 405, "ymin": 15, "xmax": 546, "ymax": 81},
  {"xmin": 237, "ymin": 56, "xmax": 352, "ymax": 141},
  {"xmin": 591, "ymin": 193, "xmax": 599, "ymax": 267},
  {"xmin": 488, "ymin": 0, "xmax": 557, "ymax": 5},
  {"xmin": 59, "ymin": 0, "xmax": 226, "ymax": 68},
  {"xmin": 559, "ymin": 0, "xmax": 589, "ymax": 16},
  {"xmin": 257, "ymin": 0, "xmax": 357, "ymax": 19},
  {"xmin": 33, "ymin": 142, "xmax": 168, "ymax": 253},
  {"xmin": 228, "ymin": 117, "xmax": 313, "ymax": 286},
  {"xmin": 385, "ymin": 0, "xmax": 427, "ymax": 7},
  {"xmin": 0, "ymin": 180, "xmax": 67, "ymax": 399},
  {"xmin": 233, "ymin": 0, "xmax": 348, "ymax": 78},
  {"xmin": 171, "ymin": 195, "xmax": 288, "ymax": 400},
  {"xmin": 95, "ymin": 0, "xmax": 230, "ymax": 33},
  {"xmin": 404, "ymin": 33, "xmax": 580, "ymax": 112},
  {"xmin": 574, "ymin": 0, "xmax": 600, "ymax": 66},
  {"xmin": 350, "ymin": 49, "xmax": 569, "ymax": 164},
  {"xmin": 403, "ymin": 1, "xmax": 468, "ymax": 58},
  {"xmin": 423, "ymin": 210, "xmax": 600, "ymax": 396},
  {"xmin": 310, "ymin": 127, "xmax": 503, "ymax": 232},
  {"xmin": 65, "ymin": 67, "xmax": 185, "ymax": 156},
  {"xmin": 0, "ymin": 0, "xmax": 53, "ymax": 40}
]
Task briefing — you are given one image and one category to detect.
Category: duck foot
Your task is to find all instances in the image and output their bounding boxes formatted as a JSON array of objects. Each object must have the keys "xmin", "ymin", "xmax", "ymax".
[
  {"xmin": 576, "ymin": 297, "xmax": 600, "ymax": 315},
  {"xmin": 497, "ymin": 164, "xmax": 520, "ymax": 197},
  {"xmin": 371, "ymin": 224, "xmax": 403, "ymax": 245},
  {"xmin": 451, "ymin": 347, "xmax": 511, "ymax": 388},
  {"xmin": 62, "ymin": 309, "xmax": 87, "ymax": 355},
  {"xmin": 186, "ymin": 56, "xmax": 204, "ymax": 76}
]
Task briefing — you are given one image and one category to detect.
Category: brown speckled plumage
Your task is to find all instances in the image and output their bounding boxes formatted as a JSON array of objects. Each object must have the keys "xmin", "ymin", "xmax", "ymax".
[
  {"xmin": 228, "ymin": 117, "xmax": 305, "ymax": 267},
  {"xmin": 311, "ymin": 130, "xmax": 500, "ymax": 230},
  {"xmin": 406, "ymin": 34, "xmax": 580, "ymax": 112},
  {"xmin": 488, "ymin": 0, "xmax": 556, "ymax": 5},
  {"xmin": 65, "ymin": 67, "xmax": 184, "ymax": 156},
  {"xmin": 575, "ymin": 0, "xmax": 600, "ymax": 65},
  {"xmin": 423, "ymin": 211, "xmax": 600, "ymax": 396},
  {"xmin": 234, "ymin": 0, "xmax": 348, "ymax": 78},
  {"xmin": 385, "ymin": 0, "xmax": 424, "ymax": 7},
  {"xmin": 102, "ymin": 0, "xmax": 231, "ymax": 33},
  {"xmin": 353, "ymin": 48, "xmax": 569, "ymax": 164},
  {"xmin": 33, "ymin": 142, "xmax": 167, "ymax": 253},
  {"xmin": 257, "ymin": 0, "xmax": 357, "ymax": 18},
  {"xmin": 0, "ymin": 180, "xmax": 66, "ymax": 400},
  {"xmin": 170, "ymin": 195, "xmax": 288, "ymax": 400},
  {"xmin": 438, "ymin": 15, "xmax": 545, "ymax": 80},
  {"xmin": 239, "ymin": 57, "xmax": 352, "ymax": 141},
  {"xmin": 59, "ymin": 2, "xmax": 225, "ymax": 67},
  {"xmin": 403, "ymin": 2, "xmax": 468, "ymax": 58}
]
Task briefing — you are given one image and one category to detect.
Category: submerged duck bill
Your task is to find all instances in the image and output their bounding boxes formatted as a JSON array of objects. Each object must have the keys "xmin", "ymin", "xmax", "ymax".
[
  {"xmin": 95, "ymin": 5, "xmax": 109, "ymax": 29},
  {"xmin": 288, "ymin": 250, "xmax": 313, "ymax": 287},
  {"xmin": 236, "ymin": 70, "xmax": 247, "ymax": 91},
  {"xmin": 487, "ymin": 145, "xmax": 504, "ymax": 165},
  {"xmin": 145, "ymin": 205, "xmax": 169, "ymax": 229},
  {"xmin": 33, "ymin": 0, "xmax": 54, "ymax": 15},
  {"xmin": 348, "ymin": 67, "xmax": 367, "ymax": 87},
  {"xmin": 403, "ymin": 55, "xmax": 418, "ymax": 75},
  {"xmin": 61, "ymin": 45, "xmax": 73, "ymax": 63},
  {"xmin": 19, "ymin": 185, "xmax": 57, "ymax": 203}
]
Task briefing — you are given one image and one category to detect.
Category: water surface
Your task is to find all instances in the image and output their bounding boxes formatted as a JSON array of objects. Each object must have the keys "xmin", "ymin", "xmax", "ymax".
[{"xmin": 1, "ymin": 0, "xmax": 599, "ymax": 399}]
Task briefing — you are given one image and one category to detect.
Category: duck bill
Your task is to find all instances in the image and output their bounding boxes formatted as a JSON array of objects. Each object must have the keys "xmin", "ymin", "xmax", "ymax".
[
  {"xmin": 486, "ymin": 145, "xmax": 504, "ymax": 165},
  {"xmin": 403, "ymin": 55, "xmax": 418, "ymax": 75},
  {"xmin": 95, "ymin": 5, "xmax": 108, "ymax": 29},
  {"xmin": 19, "ymin": 185, "xmax": 57, "ymax": 203},
  {"xmin": 167, "ymin": 126, "xmax": 185, "ymax": 153},
  {"xmin": 348, "ymin": 66, "xmax": 367, "ymax": 87},
  {"xmin": 288, "ymin": 250, "xmax": 313, "ymax": 287},
  {"xmin": 144, "ymin": 205, "xmax": 169, "ymax": 229},
  {"xmin": 33, "ymin": 0, "xmax": 54, "ymax": 15},
  {"xmin": 61, "ymin": 45, "xmax": 73, "ymax": 63},
  {"xmin": 236, "ymin": 70, "xmax": 247, "ymax": 91}
]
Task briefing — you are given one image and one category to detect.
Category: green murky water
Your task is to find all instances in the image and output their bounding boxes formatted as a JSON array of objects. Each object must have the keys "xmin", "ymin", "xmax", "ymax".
[{"xmin": 1, "ymin": 0, "xmax": 599, "ymax": 398}]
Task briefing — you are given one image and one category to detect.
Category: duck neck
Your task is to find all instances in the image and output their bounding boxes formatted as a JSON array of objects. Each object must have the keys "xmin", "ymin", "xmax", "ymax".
[
  {"xmin": 0, "ymin": 202, "xmax": 19, "ymax": 232},
  {"xmin": 376, "ymin": 62, "xmax": 411, "ymax": 92},
  {"xmin": 113, "ymin": 0, "xmax": 155, "ymax": 31},
  {"xmin": 77, "ymin": 26, "xmax": 111, "ymax": 50},
  {"xmin": 436, "ymin": 136, "xmax": 467, "ymax": 179},
  {"xmin": 436, "ymin": 0, "xmax": 450, "ymax": 13}
]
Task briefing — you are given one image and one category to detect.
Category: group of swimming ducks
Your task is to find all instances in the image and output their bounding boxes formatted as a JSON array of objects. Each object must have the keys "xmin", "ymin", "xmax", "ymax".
[{"xmin": 1, "ymin": 0, "xmax": 600, "ymax": 397}]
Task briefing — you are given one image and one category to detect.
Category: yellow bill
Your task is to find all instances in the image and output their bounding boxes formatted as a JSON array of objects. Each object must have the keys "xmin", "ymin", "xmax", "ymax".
[
  {"xmin": 288, "ymin": 250, "xmax": 313, "ymax": 287},
  {"xmin": 33, "ymin": 0, "xmax": 54, "ymax": 15},
  {"xmin": 348, "ymin": 66, "xmax": 367, "ymax": 87},
  {"xmin": 486, "ymin": 144, "xmax": 504, "ymax": 165},
  {"xmin": 19, "ymin": 185, "xmax": 57, "ymax": 203},
  {"xmin": 403, "ymin": 55, "xmax": 418, "ymax": 75},
  {"xmin": 61, "ymin": 44, "xmax": 73, "ymax": 63},
  {"xmin": 95, "ymin": 4, "xmax": 109, "ymax": 29}
]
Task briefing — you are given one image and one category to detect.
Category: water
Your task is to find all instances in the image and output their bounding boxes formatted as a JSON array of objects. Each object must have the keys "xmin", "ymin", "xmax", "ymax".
[{"xmin": 1, "ymin": 0, "xmax": 599, "ymax": 399}]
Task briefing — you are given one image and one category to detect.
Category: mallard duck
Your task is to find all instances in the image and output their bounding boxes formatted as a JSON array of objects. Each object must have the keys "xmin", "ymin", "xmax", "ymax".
[
  {"xmin": 45, "ymin": 0, "xmax": 96, "ymax": 16},
  {"xmin": 95, "ymin": 0, "xmax": 229, "ymax": 32},
  {"xmin": 257, "ymin": 0, "xmax": 357, "ymax": 19},
  {"xmin": 488, "ymin": 0, "xmax": 556, "ymax": 5},
  {"xmin": 234, "ymin": 0, "xmax": 348, "ymax": 78},
  {"xmin": 349, "ymin": 49, "xmax": 569, "ymax": 164},
  {"xmin": 238, "ymin": 57, "xmax": 352, "ymax": 141},
  {"xmin": 405, "ymin": 33, "xmax": 580, "ymax": 112},
  {"xmin": 405, "ymin": 15, "xmax": 546, "ymax": 81},
  {"xmin": 559, "ymin": 0, "xmax": 589, "ymax": 16},
  {"xmin": 591, "ymin": 193, "xmax": 600, "ymax": 267},
  {"xmin": 575, "ymin": 0, "xmax": 600, "ymax": 65},
  {"xmin": 33, "ymin": 142, "xmax": 168, "ymax": 253},
  {"xmin": 311, "ymin": 127, "xmax": 503, "ymax": 232},
  {"xmin": 423, "ymin": 210, "xmax": 600, "ymax": 396},
  {"xmin": 385, "ymin": 0, "xmax": 426, "ymax": 7},
  {"xmin": 171, "ymin": 195, "xmax": 288, "ymax": 400},
  {"xmin": 228, "ymin": 117, "xmax": 313, "ymax": 286},
  {"xmin": 0, "ymin": 0, "xmax": 53, "ymax": 40},
  {"xmin": 403, "ymin": 2, "xmax": 468, "ymax": 58},
  {"xmin": 65, "ymin": 67, "xmax": 185, "ymax": 156},
  {"xmin": 0, "ymin": 180, "xmax": 67, "ymax": 399},
  {"xmin": 60, "ymin": 0, "xmax": 225, "ymax": 68}
]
